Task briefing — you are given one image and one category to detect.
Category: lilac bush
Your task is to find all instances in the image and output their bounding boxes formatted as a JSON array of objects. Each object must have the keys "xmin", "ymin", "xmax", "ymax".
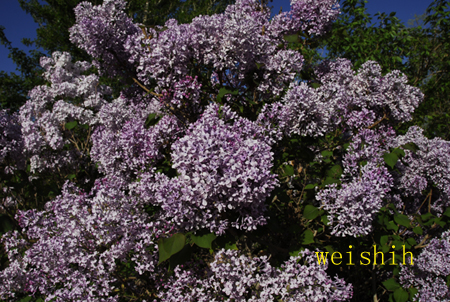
[{"xmin": 0, "ymin": 0, "xmax": 449, "ymax": 301}]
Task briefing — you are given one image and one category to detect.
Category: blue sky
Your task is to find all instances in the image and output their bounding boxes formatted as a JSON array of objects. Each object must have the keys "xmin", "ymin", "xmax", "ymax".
[{"xmin": 0, "ymin": 0, "xmax": 433, "ymax": 74}]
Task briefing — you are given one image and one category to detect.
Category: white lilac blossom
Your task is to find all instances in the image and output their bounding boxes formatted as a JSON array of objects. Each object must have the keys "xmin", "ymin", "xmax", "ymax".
[
  {"xmin": 399, "ymin": 230, "xmax": 450, "ymax": 302},
  {"xmin": 158, "ymin": 249, "xmax": 353, "ymax": 301},
  {"xmin": 91, "ymin": 113, "xmax": 181, "ymax": 178}
]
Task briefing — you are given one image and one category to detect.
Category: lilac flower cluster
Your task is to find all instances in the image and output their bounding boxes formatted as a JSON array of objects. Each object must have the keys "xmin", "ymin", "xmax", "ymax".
[
  {"xmin": 268, "ymin": 0, "xmax": 340, "ymax": 37},
  {"xmin": 273, "ymin": 82, "xmax": 335, "ymax": 137},
  {"xmin": 314, "ymin": 59, "xmax": 423, "ymax": 128},
  {"xmin": 69, "ymin": 0, "xmax": 139, "ymax": 77},
  {"xmin": 134, "ymin": 103, "xmax": 278, "ymax": 234},
  {"xmin": 0, "ymin": 110, "xmax": 25, "ymax": 172},
  {"xmin": 91, "ymin": 113, "xmax": 181, "ymax": 178},
  {"xmin": 125, "ymin": 0, "xmax": 305, "ymax": 96},
  {"xmin": 258, "ymin": 60, "xmax": 423, "ymax": 142},
  {"xmin": 317, "ymin": 162, "xmax": 393, "ymax": 237},
  {"xmin": 316, "ymin": 126, "xmax": 398, "ymax": 237},
  {"xmin": 158, "ymin": 249, "xmax": 353, "ymax": 301},
  {"xmin": 0, "ymin": 178, "xmax": 160, "ymax": 301},
  {"xmin": 19, "ymin": 51, "xmax": 111, "ymax": 173},
  {"xmin": 389, "ymin": 126, "xmax": 450, "ymax": 214},
  {"xmin": 399, "ymin": 231, "xmax": 450, "ymax": 301}
]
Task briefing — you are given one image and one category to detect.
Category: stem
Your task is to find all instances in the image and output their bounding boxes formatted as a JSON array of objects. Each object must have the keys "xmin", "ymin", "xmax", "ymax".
[
  {"xmin": 132, "ymin": 77, "xmax": 162, "ymax": 97},
  {"xmin": 368, "ymin": 113, "xmax": 387, "ymax": 129}
]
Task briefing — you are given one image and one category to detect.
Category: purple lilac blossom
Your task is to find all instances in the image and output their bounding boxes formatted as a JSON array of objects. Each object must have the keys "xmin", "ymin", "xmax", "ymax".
[
  {"xmin": 134, "ymin": 103, "xmax": 278, "ymax": 234},
  {"xmin": 19, "ymin": 51, "xmax": 111, "ymax": 173},
  {"xmin": 158, "ymin": 249, "xmax": 353, "ymax": 301},
  {"xmin": 125, "ymin": 0, "xmax": 304, "ymax": 97},
  {"xmin": 91, "ymin": 113, "xmax": 182, "ymax": 178},
  {"xmin": 399, "ymin": 230, "xmax": 450, "ymax": 302},
  {"xmin": 0, "ymin": 110, "xmax": 25, "ymax": 172},
  {"xmin": 69, "ymin": 0, "xmax": 140, "ymax": 77},
  {"xmin": 0, "ymin": 178, "xmax": 160, "ymax": 301},
  {"xmin": 268, "ymin": 0, "xmax": 340, "ymax": 38},
  {"xmin": 389, "ymin": 126, "xmax": 450, "ymax": 215},
  {"xmin": 316, "ymin": 128, "xmax": 394, "ymax": 237},
  {"xmin": 315, "ymin": 59, "xmax": 423, "ymax": 128},
  {"xmin": 2, "ymin": 0, "xmax": 447, "ymax": 300},
  {"xmin": 258, "ymin": 60, "xmax": 423, "ymax": 141},
  {"xmin": 317, "ymin": 162, "xmax": 393, "ymax": 237}
]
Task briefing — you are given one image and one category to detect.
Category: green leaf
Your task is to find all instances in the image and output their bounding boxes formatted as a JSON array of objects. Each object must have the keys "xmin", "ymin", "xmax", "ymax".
[
  {"xmin": 420, "ymin": 212, "xmax": 433, "ymax": 221},
  {"xmin": 303, "ymin": 205, "xmax": 319, "ymax": 220},
  {"xmin": 408, "ymin": 287, "xmax": 418, "ymax": 300},
  {"xmin": 283, "ymin": 34, "xmax": 299, "ymax": 43},
  {"xmin": 434, "ymin": 217, "xmax": 446, "ymax": 228},
  {"xmin": 65, "ymin": 121, "xmax": 77, "ymax": 130},
  {"xmin": 386, "ymin": 221, "xmax": 399, "ymax": 232},
  {"xmin": 158, "ymin": 233, "xmax": 186, "ymax": 264},
  {"xmin": 392, "ymin": 241, "xmax": 403, "ymax": 250},
  {"xmin": 217, "ymin": 87, "xmax": 239, "ymax": 102},
  {"xmin": 321, "ymin": 150, "xmax": 333, "ymax": 158},
  {"xmin": 443, "ymin": 207, "xmax": 450, "ymax": 217},
  {"xmin": 67, "ymin": 174, "xmax": 76, "ymax": 180},
  {"xmin": 383, "ymin": 278, "xmax": 401, "ymax": 291},
  {"xmin": 406, "ymin": 237, "xmax": 417, "ymax": 246},
  {"xmin": 326, "ymin": 165, "xmax": 343, "ymax": 179},
  {"xmin": 168, "ymin": 244, "xmax": 192, "ymax": 270},
  {"xmin": 322, "ymin": 177, "xmax": 340, "ymax": 186},
  {"xmin": 289, "ymin": 248, "xmax": 303, "ymax": 257},
  {"xmin": 255, "ymin": 62, "xmax": 265, "ymax": 69},
  {"xmin": 145, "ymin": 113, "xmax": 162, "ymax": 128},
  {"xmin": 383, "ymin": 152, "xmax": 399, "ymax": 169},
  {"xmin": 412, "ymin": 226, "xmax": 423, "ymax": 235},
  {"xmin": 394, "ymin": 288, "xmax": 409, "ymax": 302},
  {"xmin": 393, "ymin": 56, "xmax": 403, "ymax": 63},
  {"xmin": 191, "ymin": 233, "xmax": 217, "ymax": 249},
  {"xmin": 380, "ymin": 235, "xmax": 389, "ymax": 246},
  {"xmin": 225, "ymin": 242, "xmax": 238, "ymax": 250},
  {"xmin": 0, "ymin": 214, "xmax": 14, "ymax": 234},
  {"xmin": 304, "ymin": 184, "xmax": 317, "ymax": 190},
  {"xmin": 402, "ymin": 142, "xmax": 419, "ymax": 153},
  {"xmin": 394, "ymin": 214, "xmax": 411, "ymax": 228},
  {"xmin": 324, "ymin": 245, "xmax": 334, "ymax": 253},
  {"xmin": 301, "ymin": 229, "xmax": 315, "ymax": 245},
  {"xmin": 392, "ymin": 148, "xmax": 405, "ymax": 158},
  {"xmin": 321, "ymin": 215, "xmax": 329, "ymax": 225},
  {"xmin": 282, "ymin": 164, "xmax": 295, "ymax": 176},
  {"xmin": 18, "ymin": 297, "xmax": 32, "ymax": 302}
]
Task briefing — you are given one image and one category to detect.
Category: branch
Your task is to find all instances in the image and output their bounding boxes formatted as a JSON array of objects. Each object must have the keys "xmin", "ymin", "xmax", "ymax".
[
  {"xmin": 368, "ymin": 113, "xmax": 387, "ymax": 129},
  {"xmin": 132, "ymin": 77, "xmax": 162, "ymax": 97},
  {"xmin": 414, "ymin": 234, "xmax": 430, "ymax": 249}
]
